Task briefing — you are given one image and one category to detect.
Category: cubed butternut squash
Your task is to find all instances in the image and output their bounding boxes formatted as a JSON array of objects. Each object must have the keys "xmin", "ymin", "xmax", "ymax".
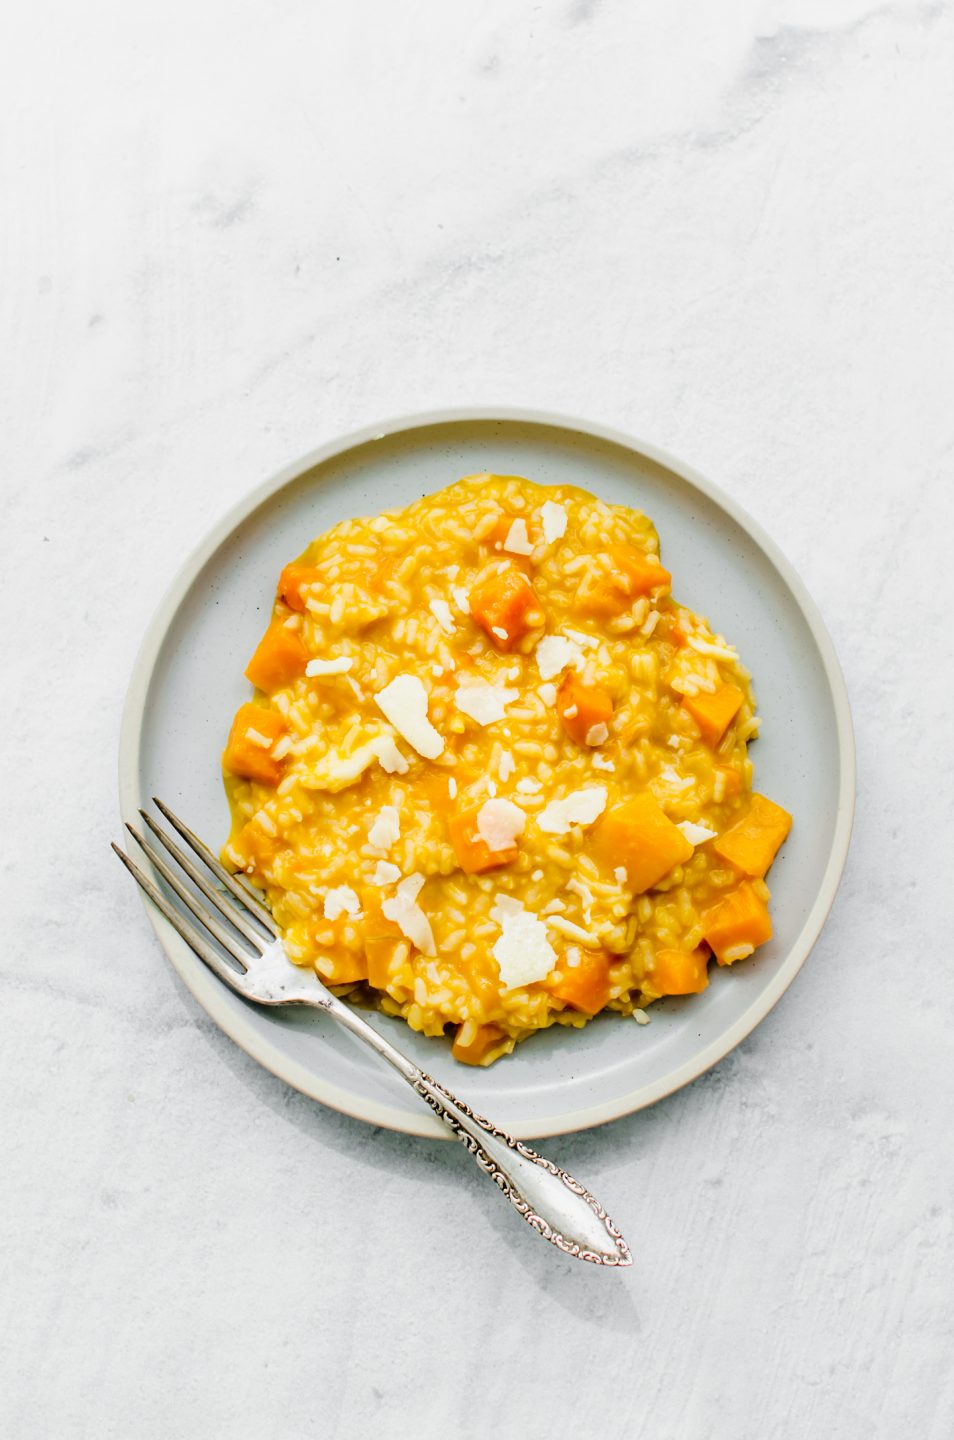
[
  {"xmin": 580, "ymin": 544, "xmax": 671, "ymax": 616},
  {"xmin": 550, "ymin": 949, "xmax": 612, "ymax": 1015},
  {"xmin": 713, "ymin": 794, "xmax": 792, "ymax": 877},
  {"xmin": 649, "ymin": 947, "xmax": 710, "ymax": 995},
  {"xmin": 245, "ymin": 620, "xmax": 309, "ymax": 693},
  {"xmin": 681, "ymin": 683, "xmax": 744, "ymax": 747},
  {"xmin": 592, "ymin": 792, "xmax": 694, "ymax": 893},
  {"xmin": 702, "ymin": 883, "xmax": 772, "ymax": 964},
  {"xmin": 448, "ymin": 803, "xmax": 519, "ymax": 874},
  {"xmin": 468, "ymin": 560, "xmax": 541, "ymax": 651},
  {"xmin": 556, "ymin": 670, "xmax": 613, "ymax": 747},
  {"xmin": 715, "ymin": 764, "xmax": 743, "ymax": 799},
  {"xmin": 223, "ymin": 703, "xmax": 287, "ymax": 786},
  {"xmin": 451, "ymin": 1021, "xmax": 507, "ymax": 1066},
  {"xmin": 277, "ymin": 563, "xmax": 323, "ymax": 612},
  {"xmin": 360, "ymin": 893, "xmax": 404, "ymax": 988}
]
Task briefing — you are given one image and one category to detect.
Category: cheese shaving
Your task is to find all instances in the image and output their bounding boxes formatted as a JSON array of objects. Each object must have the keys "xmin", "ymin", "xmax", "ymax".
[{"xmin": 374, "ymin": 675, "xmax": 444, "ymax": 760}]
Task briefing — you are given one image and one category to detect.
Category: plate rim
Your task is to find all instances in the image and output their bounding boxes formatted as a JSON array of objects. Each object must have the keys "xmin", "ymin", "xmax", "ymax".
[{"xmin": 118, "ymin": 405, "xmax": 856, "ymax": 1140}]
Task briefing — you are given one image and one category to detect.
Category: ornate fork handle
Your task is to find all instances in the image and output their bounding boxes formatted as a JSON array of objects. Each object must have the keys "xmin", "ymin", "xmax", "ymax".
[{"xmin": 313, "ymin": 990, "xmax": 632, "ymax": 1266}]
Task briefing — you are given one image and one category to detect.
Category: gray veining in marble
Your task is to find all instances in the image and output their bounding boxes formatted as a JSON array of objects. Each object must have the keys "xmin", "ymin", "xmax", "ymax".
[{"xmin": 2, "ymin": 1, "xmax": 953, "ymax": 1435}]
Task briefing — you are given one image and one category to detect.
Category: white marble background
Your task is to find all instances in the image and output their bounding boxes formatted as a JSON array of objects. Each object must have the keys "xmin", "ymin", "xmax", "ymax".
[{"xmin": 3, "ymin": 0, "xmax": 953, "ymax": 1435}]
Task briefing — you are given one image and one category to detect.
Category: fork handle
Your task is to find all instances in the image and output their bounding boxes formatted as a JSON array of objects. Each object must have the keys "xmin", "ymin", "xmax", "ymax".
[{"xmin": 308, "ymin": 991, "xmax": 631, "ymax": 1266}]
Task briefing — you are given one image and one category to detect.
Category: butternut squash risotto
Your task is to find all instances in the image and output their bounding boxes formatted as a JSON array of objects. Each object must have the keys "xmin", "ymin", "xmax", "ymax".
[{"xmin": 221, "ymin": 475, "xmax": 792, "ymax": 1065}]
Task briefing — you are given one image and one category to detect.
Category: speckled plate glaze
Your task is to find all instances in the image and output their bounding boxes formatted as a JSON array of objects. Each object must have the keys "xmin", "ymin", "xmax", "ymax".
[{"xmin": 119, "ymin": 409, "xmax": 855, "ymax": 1139}]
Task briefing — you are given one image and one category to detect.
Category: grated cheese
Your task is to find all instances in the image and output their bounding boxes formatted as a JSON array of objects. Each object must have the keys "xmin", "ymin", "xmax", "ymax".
[
  {"xmin": 476, "ymin": 799, "xmax": 526, "ymax": 853},
  {"xmin": 503, "ymin": 518, "xmax": 534, "ymax": 556},
  {"xmin": 371, "ymin": 734, "xmax": 410, "ymax": 775},
  {"xmin": 369, "ymin": 861, "xmax": 402, "ymax": 886},
  {"xmin": 368, "ymin": 805, "xmax": 401, "ymax": 850},
  {"xmin": 382, "ymin": 874, "xmax": 435, "ymax": 956},
  {"xmin": 535, "ymin": 634, "xmax": 583, "ymax": 681},
  {"xmin": 540, "ymin": 500, "xmax": 568, "ymax": 543},
  {"xmin": 537, "ymin": 786, "xmax": 608, "ymax": 836},
  {"xmin": 491, "ymin": 900, "xmax": 557, "ymax": 990},
  {"xmin": 455, "ymin": 680, "xmax": 519, "ymax": 726},
  {"xmin": 585, "ymin": 722, "xmax": 609, "ymax": 747},
  {"xmin": 323, "ymin": 885, "xmax": 361, "ymax": 921},
  {"xmin": 374, "ymin": 674, "xmax": 444, "ymax": 760}
]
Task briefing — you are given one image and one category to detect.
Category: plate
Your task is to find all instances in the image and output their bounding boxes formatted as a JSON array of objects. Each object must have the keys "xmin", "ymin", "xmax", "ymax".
[{"xmin": 119, "ymin": 408, "xmax": 855, "ymax": 1139}]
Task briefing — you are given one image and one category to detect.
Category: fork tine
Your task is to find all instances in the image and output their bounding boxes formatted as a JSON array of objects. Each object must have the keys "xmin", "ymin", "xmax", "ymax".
[
  {"xmin": 139, "ymin": 810, "xmax": 267, "ymax": 949},
  {"xmin": 125, "ymin": 825, "xmax": 252, "ymax": 969},
  {"xmin": 111, "ymin": 843, "xmax": 249, "ymax": 994},
  {"xmin": 152, "ymin": 797, "xmax": 278, "ymax": 936}
]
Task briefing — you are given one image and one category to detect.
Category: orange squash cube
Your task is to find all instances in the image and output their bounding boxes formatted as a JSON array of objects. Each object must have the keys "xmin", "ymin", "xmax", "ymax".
[
  {"xmin": 702, "ymin": 884, "xmax": 772, "ymax": 964},
  {"xmin": 592, "ymin": 792, "xmax": 694, "ymax": 893},
  {"xmin": 468, "ymin": 560, "xmax": 541, "ymax": 651},
  {"xmin": 681, "ymin": 684, "xmax": 744, "ymax": 747},
  {"xmin": 649, "ymin": 947, "xmax": 710, "ymax": 995},
  {"xmin": 277, "ymin": 563, "xmax": 323, "ymax": 612},
  {"xmin": 245, "ymin": 620, "xmax": 309, "ymax": 693},
  {"xmin": 715, "ymin": 764, "xmax": 743, "ymax": 799},
  {"xmin": 550, "ymin": 950, "xmax": 612, "ymax": 1015},
  {"xmin": 451, "ymin": 1021, "xmax": 507, "ymax": 1066},
  {"xmin": 223, "ymin": 703, "xmax": 287, "ymax": 786},
  {"xmin": 556, "ymin": 670, "xmax": 613, "ymax": 747},
  {"xmin": 713, "ymin": 794, "xmax": 792, "ymax": 877},
  {"xmin": 580, "ymin": 544, "xmax": 671, "ymax": 616}
]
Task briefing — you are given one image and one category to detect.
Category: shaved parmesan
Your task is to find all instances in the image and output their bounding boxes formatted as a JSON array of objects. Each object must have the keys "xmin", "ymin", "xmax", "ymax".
[
  {"xmin": 564, "ymin": 627, "xmax": 597, "ymax": 649},
  {"xmin": 455, "ymin": 681, "xmax": 518, "ymax": 726},
  {"xmin": 585, "ymin": 722, "xmax": 609, "ymax": 747},
  {"xmin": 540, "ymin": 500, "xmax": 568, "ymax": 543},
  {"xmin": 368, "ymin": 805, "xmax": 401, "ymax": 850},
  {"xmin": 369, "ymin": 861, "xmax": 402, "ymax": 886},
  {"xmin": 677, "ymin": 820, "xmax": 718, "ymax": 846},
  {"xmin": 535, "ymin": 634, "xmax": 582, "ymax": 681},
  {"xmin": 323, "ymin": 885, "xmax": 361, "ymax": 921},
  {"xmin": 300, "ymin": 740, "xmax": 380, "ymax": 792},
  {"xmin": 537, "ymin": 786, "xmax": 607, "ymax": 836},
  {"xmin": 382, "ymin": 874, "xmax": 435, "ymax": 956},
  {"xmin": 614, "ymin": 866, "xmax": 628, "ymax": 884},
  {"xmin": 491, "ymin": 901, "xmax": 557, "ymax": 990},
  {"xmin": 503, "ymin": 518, "xmax": 534, "ymax": 556},
  {"xmin": 476, "ymin": 798, "xmax": 526, "ymax": 853},
  {"xmin": 305, "ymin": 656, "xmax": 353, "ymax": 677},
  {"xmin": 374, "ymin": 675, "xmax": 444, "ymax": 760},
  {"xmin": 538, "ymin": 683, "xmax": 557, "ymax": 707},
  {"xmin": 591, "ymin": 753, "xmax": 615, "ymax": 772},
  {"xmin": 428, "ymin": 599, "xmax": 455, "ymax": 634},
  {"xmin": 371, "ymin": 734, "xmax": 410, "ymax": 775}
]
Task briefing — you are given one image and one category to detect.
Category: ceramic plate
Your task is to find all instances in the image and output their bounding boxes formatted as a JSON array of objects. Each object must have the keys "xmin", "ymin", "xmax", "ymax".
[{"xmin": 119, "ymin": 408, "xmax": 854, "ymax": 1139}]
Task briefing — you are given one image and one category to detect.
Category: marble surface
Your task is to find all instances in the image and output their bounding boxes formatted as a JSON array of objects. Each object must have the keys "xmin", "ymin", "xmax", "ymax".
[{"xmin": 3, "ymin": 0, "xmax": 953, "ymax": 1435}]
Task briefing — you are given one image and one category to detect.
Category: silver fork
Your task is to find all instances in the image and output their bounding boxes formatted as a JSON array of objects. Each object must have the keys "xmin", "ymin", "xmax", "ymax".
[{"xmin": 113, "ymin": 799, "xmax": 632, "ymax": 1267}]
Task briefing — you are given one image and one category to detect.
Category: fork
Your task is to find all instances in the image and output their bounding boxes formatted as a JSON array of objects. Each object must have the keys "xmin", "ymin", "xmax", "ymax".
[{"xmin": 113, "ymin": 799, "xmax": 632, "ymax": 1267}]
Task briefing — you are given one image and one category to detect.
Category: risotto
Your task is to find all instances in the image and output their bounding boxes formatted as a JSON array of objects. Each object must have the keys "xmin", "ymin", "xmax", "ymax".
[{"xmin": 221, "ymin": 475, "xmax": 792, "ymax": 1066}]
